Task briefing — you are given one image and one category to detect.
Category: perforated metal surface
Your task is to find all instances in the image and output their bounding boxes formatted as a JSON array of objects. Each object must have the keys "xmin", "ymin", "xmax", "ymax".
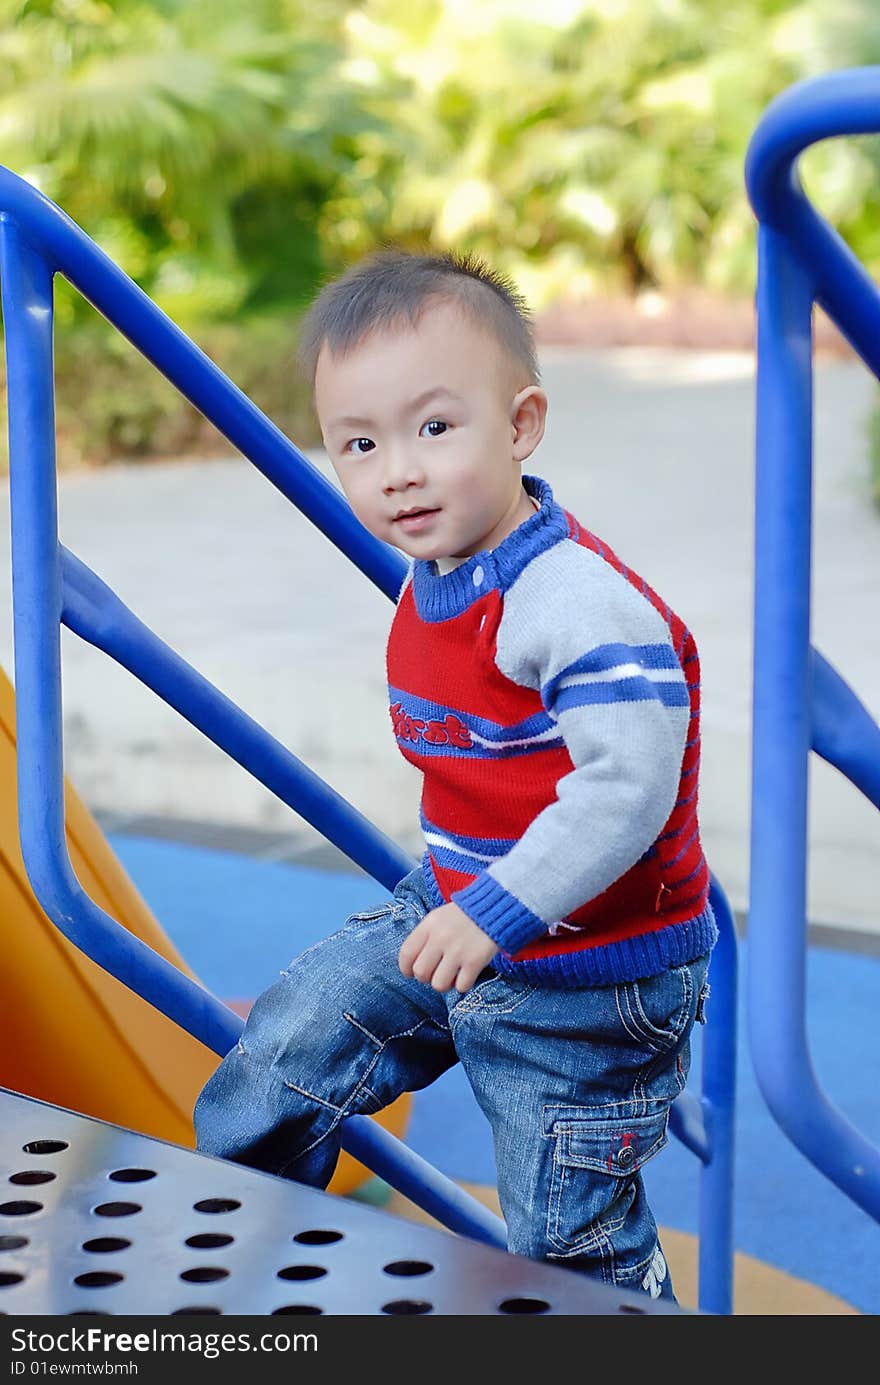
[{"xmin": 0, "ymin": 1088, "xmax": 681, "ymax": 1315}]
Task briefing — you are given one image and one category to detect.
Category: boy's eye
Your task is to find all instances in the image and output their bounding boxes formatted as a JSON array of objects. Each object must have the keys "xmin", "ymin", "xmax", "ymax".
[
  {"xmin": 346, "ymin": 437, "xmax": 375, "ymax": 455},
  {"xmin": 421, "ymin": 419, "xmax": 447, "ymax": 437}
]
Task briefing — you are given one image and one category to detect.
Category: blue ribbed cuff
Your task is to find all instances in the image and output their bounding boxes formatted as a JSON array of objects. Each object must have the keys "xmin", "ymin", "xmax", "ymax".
[{"xmin": 452, "ymin": 871, "xmax": 547, "ymax": 954}]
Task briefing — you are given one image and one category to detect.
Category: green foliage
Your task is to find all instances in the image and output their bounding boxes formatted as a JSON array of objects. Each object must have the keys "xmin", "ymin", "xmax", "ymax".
[
  {"xmin": 322, "ymin": 0, "xmax": 869, "ymax": 306},
  {"xmin": 0, "ymin": 312, "xmax": 321, "ymax": 470},
  {"xmin": 1, "ymin": 0, "xmax": 880, "ymax": 467},
  {"xmin": 0, "ymin": 0, "xmax": 356, "ymax": 327}
]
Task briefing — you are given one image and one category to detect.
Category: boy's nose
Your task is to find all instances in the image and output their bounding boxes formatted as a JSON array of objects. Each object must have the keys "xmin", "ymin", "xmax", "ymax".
[{"xmin": 382, "ymin": 450, "xmax": 426, "ymax": 492}]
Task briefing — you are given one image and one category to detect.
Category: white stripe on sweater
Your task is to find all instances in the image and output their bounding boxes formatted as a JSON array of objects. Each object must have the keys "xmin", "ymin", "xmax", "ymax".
[
  {"xmin": 422, "ymin": 829, "xmax": 501, "ymax": 864},
  {"xmin": 468, "ymin": 724, "xmax": 561, "ymax": 751},
  {"xmin": 560, "ymin": 663, "xmax": 684, "ymax": 687}
]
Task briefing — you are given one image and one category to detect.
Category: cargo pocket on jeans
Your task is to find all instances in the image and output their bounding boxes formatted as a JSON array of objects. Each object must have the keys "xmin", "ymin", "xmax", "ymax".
[{"xmin": 546, "ymin": 1107, "xmax": 669, "ymax": 1256}]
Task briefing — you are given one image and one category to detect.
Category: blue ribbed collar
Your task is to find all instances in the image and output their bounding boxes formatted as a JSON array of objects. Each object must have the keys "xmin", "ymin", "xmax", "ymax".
[{"xmin": 410, "ymin": 474, "xmax": 569, "ymax": 622}]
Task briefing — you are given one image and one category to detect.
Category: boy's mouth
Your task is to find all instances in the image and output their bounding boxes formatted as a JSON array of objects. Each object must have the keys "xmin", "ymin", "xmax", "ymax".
[{"xmin": 393, "ymin": 506, "xmax": 441, "ymax": 532}]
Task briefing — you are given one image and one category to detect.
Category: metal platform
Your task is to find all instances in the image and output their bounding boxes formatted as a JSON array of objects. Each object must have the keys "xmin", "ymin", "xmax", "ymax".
[{"xmin": 0, "ymin": 1088, "xmax": 682, "ymax": 1315}]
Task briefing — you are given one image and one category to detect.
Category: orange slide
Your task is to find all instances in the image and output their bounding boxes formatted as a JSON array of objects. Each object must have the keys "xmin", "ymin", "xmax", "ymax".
[{"xmin": 0, "ymin": 666, "xmax": 408, "ymax": 1192}]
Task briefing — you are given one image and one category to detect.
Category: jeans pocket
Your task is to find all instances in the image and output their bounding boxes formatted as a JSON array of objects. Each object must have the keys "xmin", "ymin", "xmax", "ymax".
[
  {"xmin": 546, "ymin": 1107, "xmax": 669, "ymax": 1256},
  {"xmin": 448, "ymin": 974, "xmax": 536, "ymax": 1035},
  {"xmin": 617, "ymin": 963, "xmax": 695, "ymax": 1054}
]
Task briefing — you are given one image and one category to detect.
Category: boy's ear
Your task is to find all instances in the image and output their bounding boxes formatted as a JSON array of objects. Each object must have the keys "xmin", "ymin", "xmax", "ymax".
[{"xmin": 511, "ymin": 386, "xmax": 548, "ymax": 461}]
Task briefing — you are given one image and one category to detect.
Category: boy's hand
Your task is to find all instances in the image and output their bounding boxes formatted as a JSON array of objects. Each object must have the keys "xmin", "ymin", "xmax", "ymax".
[{"xmin": 398, "ymin": 902, "xmax": 499, "ymax": 994}]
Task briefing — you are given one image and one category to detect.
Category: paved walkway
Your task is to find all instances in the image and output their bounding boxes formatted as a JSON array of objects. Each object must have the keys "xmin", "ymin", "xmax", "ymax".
[{"xmin": 1, "ymin": 346, "xmax": 878, "ymax": 933}]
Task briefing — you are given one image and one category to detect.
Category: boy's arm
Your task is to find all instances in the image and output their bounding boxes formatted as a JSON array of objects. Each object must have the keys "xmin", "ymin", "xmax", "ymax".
[{"xmin": 450, "ymin": 540, "xmax": 691, "ymax": 956}]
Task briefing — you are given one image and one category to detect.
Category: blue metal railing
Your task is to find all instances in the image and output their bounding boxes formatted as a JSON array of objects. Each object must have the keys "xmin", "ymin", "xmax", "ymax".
[
  {"xmin": 745, "ymin": 69, "xmax": 880, "ymax": 1222},
  {"xmin": 0, "ymin": 163, "xmax": 736, "ymax": 1311}
]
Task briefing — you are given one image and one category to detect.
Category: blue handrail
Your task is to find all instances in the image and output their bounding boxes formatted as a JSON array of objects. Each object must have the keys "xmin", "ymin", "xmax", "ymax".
[
  {"xmin": 0, "ymin": 182, "xmax": 506, "ymax": 1252},
  {"xmin": 745, "ymin": 69, "xmax": 880, "ymax": 1221},
  {"xmin": 0, "ymin": 162, "xmax": 735, "ymax": 1310}
]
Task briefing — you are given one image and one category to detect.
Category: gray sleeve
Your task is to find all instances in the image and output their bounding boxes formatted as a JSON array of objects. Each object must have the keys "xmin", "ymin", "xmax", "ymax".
[{"xmin": 451, "ymin": 541, "xmax": 690, "ymax": 953}]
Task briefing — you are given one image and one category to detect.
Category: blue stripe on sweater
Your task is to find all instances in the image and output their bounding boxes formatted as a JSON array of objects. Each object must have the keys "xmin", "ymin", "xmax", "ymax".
[
  {"xmin": 389, "ymin": 685, "xmax": 563, "ymax": 758},
  {"xmin": 428, "ymin": 840, "xmax": 507, "ymax": 876},
  {"xmin": 420, "ymin": 812, "xmax": 516, "ymax": 858},
  {"xmin": 426, "ymin": 823, "xmax": 657, "ymax": 881},
  {"xmin": 553, "ymin": 678, "xmax": 690, "ymax": 713},
  {"xmin": 542, "ymin": 642, "xmax": 682, "ymax": 708}
]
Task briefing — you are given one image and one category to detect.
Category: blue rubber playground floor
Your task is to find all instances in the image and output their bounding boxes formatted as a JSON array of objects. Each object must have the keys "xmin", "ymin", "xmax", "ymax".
[{"xmin": 109, "ymin": 832, "xmax": 880, "ymax": 1316}]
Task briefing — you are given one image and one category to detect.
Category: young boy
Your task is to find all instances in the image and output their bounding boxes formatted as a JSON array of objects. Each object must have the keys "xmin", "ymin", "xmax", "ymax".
[{"xmin": 193, "ymin": 250, "xmax": 716, "ymax": 1303}]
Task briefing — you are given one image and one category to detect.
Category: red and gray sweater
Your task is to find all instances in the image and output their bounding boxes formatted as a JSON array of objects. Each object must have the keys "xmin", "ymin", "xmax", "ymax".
[{"xmin": 385, "ymin": 474, "xmax": 716, "ymax": 987}]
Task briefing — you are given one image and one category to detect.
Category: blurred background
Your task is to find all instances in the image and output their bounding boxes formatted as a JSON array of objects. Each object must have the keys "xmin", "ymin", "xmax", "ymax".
[
  {"xmin": 0, "ymin": 0, "xmax": 877, "ymax": 472},
  {"xmin": 1, "ymin": 0, "xmax": 880, "ymax": 1313},
  {"xmin": 1, "ymin": 0, "xmax": 877, "ymax": 925}
]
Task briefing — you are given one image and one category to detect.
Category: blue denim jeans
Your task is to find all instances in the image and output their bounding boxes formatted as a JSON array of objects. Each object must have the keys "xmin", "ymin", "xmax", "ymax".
[{"xmin": 194, "ymin": 868, "xmax": 710, "ymax": 1302}]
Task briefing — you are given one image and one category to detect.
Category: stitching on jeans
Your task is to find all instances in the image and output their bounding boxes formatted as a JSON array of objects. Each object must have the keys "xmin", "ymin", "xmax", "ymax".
[
  {"xmin": 450, "ymin": 982, "xmax": 536, "ymax": 1034},
  {"xmin": 283, "ymin": 1016, "xmax": 434, "ymax": 1113},
  {"xmin": 275, "ymin": 1053, "xmax": 385, "ymax": 1178},
  {"xmin": 631, "ymin": 970, "xmax": 688, "ymax": 1045},
  {"xmin": 637, "ymin": 971, "xmax": 693, "ymax": 1094},
  {"xmin": 342, "ymin": 1012, "xmax": 383, "ymax": 1048},
  {"xmin": 554, "ymin": 1207, "xmax": 628, "ymax": 1260},
  {"xmin": 275, "ymin": 1111, "xmax": 343, "ymax": 1177},
  {"xmin": 343, "ymin": 1055, "xmax": 382, "ymax": 1115},
  {"xmin": 614, "ymin": 984, "xmax": 643, "ymax": 1045},
  {"xmin": 384, "ymin": 1016, "xmax": 445, "ymax": 1042},
  {"xmin": 281, "ymin": 1081, "xmax": 344, "ymax": 1114},
  {"xmin": 339, "ymin": 1016, "xmax": 442, "ymax": 1119},
  {"xmin": 617, "ymin": 987, "xmax": 648, "ymax": 1110},
  {"xmin": 276, "ymin": 1013, "xmax": 445, "ymax": 1178},
  {"xmin": 549, "ymin": 1160, "xmax": 615, "ymax": 1257},
  {"xmin": 359, "ymin": 1085, "xmax": 382, "ymax": 1112},
  {"xmin": 620, "ymin": 983, "xmax": 670, "ymax": 1054},
  {"xmin": 279, "ymin": 903, "xmax": 406, "ymax": 978},
  {"xmin": 549, "ymin": 1144, "xmax": 589, "ymax": 1254},
  {"xmin": 541, "ymin": 1098, "xmax": 668, "ymax": 1130}
]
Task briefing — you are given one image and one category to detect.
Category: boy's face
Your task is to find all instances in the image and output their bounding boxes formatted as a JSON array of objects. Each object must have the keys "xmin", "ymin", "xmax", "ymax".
[{"xmin": 314, "ymin": 299, "xmax": 547, "ymax": 561}]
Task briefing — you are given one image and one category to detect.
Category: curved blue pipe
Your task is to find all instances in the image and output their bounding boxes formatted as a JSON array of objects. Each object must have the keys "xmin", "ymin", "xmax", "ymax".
[{"xmin": 746, "ymin": 72, "xmax": 880, "ymax": 1222}]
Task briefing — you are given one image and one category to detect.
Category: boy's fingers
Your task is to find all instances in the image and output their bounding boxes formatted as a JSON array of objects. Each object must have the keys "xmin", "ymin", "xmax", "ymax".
[
  {"xmin": 412, "ymin": 943, "xmax": 443, "ymax": 984},
  {"xmin": 430, "ymin": 958, "xmax": 460, "ymax": 992},
  {"xmin": 454, "ymin": 965, "xmax": 477, "ymax": 994},
  {"xmin": 398, "ymin": 925, "xmax": 426, "ymax": 975}
]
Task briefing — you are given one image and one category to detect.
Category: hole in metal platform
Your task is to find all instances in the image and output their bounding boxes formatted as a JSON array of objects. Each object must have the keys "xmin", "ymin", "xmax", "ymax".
[
  {"xmin": 272, "ymin": 1306, "xmax": 323, "ymax": 1315},
  {"xmin": 109, "ymin": 1169, "xmax": 157, "ymax": 1184},
  {"xmin": 0, "ymin": 1273, "xmax": 24, "ymax": 1287},
  {"xmin": 172, "ymin": 1307, "xmax": 222, "ymax": 1315},
  {"xmin": 193, "ymin": 1198, "xmax": 241, "ymax": 1215},
  {"xmin": 83, "ymin": 1239, "xmax": 131, "ymax": 1255},
  {"xmin": 293, "ymin": 1229, "xmax": 343, "ymax": 1246},
  {"xmin": 618, "ymin": 1303, "xmax": 647, "ymax": 1314},
  {"xmin": 0, "ymin": 1237, "xmax": 28, "ymax": 1251},
  {"xmin": 180, "ymin": 1267, "xmax": 230, "ymax": 1284},
  {"xmin": 74, "ymin": 1273, "xmax": 124, "ymax": 1289},
  {"xmin": 185, "ymin": 1234, "xmax": 234, "ymax": 1250},
  {"xmin": 277, "ymin": 1266, "xmax": 327, "ymax": 1282},
  {"xmin": 381, "ymin": 1299, "xmax": 433, "ymax": 1315},
  {"xmin": 94, "ymin": 1203, "xmax": 142, "ymax": 1218},
  {"xmin": 23, "ymin": 1141, "xmax": 68, "ymax": 1155},
  {"xmin": 10, "ymin": 1171, "xmax": 56, "ymax": 1186},
  {"xmin": 0, "ymin": 1202, "xmax": 42, "ymax": 1217},
  {"xmin": 383, "ymin": 1260, "xmax": 434, "ymax": 1278},
  {"xmin": 498, "ymin": 1297, "xmax": 551, "ymax": 1314}
]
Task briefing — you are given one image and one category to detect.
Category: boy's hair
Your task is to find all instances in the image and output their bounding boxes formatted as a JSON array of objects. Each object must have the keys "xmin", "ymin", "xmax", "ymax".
[{"xmin": 297, "ymin": 249, "xmax": 540, "ymax": 391}]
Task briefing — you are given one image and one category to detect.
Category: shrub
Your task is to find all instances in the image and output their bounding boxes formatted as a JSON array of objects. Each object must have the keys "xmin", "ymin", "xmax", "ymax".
[{"xmin": 0, "ymin": 315, "xmax": 322, "ymax": 472}]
